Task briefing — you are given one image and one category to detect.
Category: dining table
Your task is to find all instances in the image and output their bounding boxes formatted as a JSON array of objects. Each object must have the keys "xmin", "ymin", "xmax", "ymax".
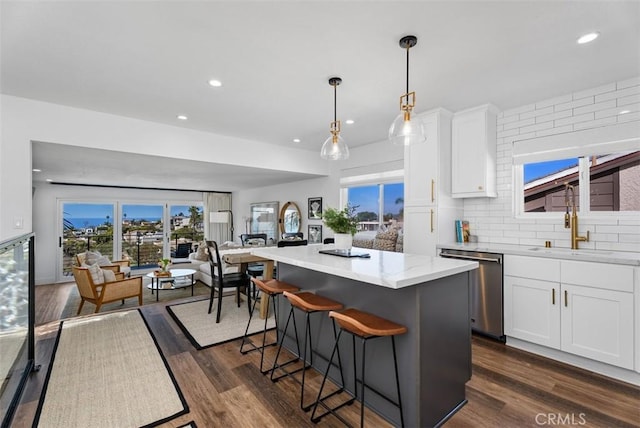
[{"xmin": 222, "ymin": 252, "xmax": 274, "ymax": 319}]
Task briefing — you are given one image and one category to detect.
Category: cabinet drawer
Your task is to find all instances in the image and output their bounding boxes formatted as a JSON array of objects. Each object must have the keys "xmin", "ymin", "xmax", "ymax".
[
  {"xmin": 504, "ymin": 255, "xmax": 560, "ymax": 282},
  {"xmin": 561, "ymin": 260, "xmax": 634, "ymax": 292}
]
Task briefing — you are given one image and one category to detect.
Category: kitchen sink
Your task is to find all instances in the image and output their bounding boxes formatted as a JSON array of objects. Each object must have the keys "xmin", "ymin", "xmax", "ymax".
[{"xmin": 527, "ymin": 247, "xmax": 613, "ymax": 256}]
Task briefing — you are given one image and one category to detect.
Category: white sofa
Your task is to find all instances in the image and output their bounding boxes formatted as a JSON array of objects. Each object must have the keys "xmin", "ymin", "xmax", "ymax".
[{"xmin": 184, "ymin": 247, "xmax": 250, "ymax": 287}]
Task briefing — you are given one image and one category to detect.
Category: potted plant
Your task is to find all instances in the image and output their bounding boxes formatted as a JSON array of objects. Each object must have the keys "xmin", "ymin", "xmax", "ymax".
[{"xmin": 323, "ymin": 204, "xmax": 359, "ymax": 250}]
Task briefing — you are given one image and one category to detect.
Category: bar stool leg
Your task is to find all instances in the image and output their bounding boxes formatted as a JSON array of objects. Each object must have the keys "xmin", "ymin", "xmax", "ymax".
[
  {"xmin": 270, "ymin": 306, "xmax": 303, "ymax": 382},
  {"xmin": 392, "ymin": 335, "xmax": 404, "ymax": 428},
  {"xmin": 360, "ymin": 337, "xmax": 367, "ymax": 428}
]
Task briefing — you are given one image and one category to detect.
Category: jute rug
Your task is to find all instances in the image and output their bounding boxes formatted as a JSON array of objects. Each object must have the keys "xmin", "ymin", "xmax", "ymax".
[
  {"xmin": 167, "ymin": 295, "xmax": 275, "ymax": 350},
  {"xmin": 61, "ymin": 279, "xmax": 210, "ymax": 319},
  {"xmin": 33, "ymin": 310, "xmax": 188, "ymax": 428}
]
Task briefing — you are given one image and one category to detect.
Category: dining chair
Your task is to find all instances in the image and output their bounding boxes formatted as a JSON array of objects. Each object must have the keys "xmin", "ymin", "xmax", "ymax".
[
  {"xmin": 206, "ymin": 240, "xmax": 252, "ymax": 323},
  {"xmin": 240, "ymin": 233, "xmax": 268, "ymax": 279},
  {"xmin": 277, "ymin": 239, "xmax": 308, "ymax": 247}
]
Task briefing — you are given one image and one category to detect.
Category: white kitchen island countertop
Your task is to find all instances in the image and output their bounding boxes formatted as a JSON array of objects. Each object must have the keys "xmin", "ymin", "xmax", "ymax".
[{"xmin": 251, "ymin": 244, "xmax": 478, "ymax": 289}]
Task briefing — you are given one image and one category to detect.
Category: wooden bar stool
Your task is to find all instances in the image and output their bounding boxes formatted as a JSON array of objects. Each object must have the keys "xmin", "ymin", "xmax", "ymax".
[
  {"xmin": 240, "ymin": 278, "xmax": 300, "ymax": 374},
  {"xmin": 311, "ymin": 308, "xmax": 408, "ymax": 427},
  {"xmin": 271, "ymin": 291, "xmax": 345, "ymax": 411}
]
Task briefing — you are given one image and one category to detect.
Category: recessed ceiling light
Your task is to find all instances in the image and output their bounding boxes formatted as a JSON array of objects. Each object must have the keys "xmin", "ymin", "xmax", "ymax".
[
  {"xmin": 46, "ymin": 178, "xmax": 53, "ymax": 182},
  {"xmin": 293, "ymin": 138, "xmax": 301, "ymax": 143},
  {"xmin": 619, "ymin": 110, "xmax": 631, "ymax": 115},
  {"xmin": 208, "ymin": 79, "xmax": 222, "ymax": 87},
  {"xmin": 577, "ymin": 32, "xmax": 599, "ymax": 44},
  {"xmin": 345, "ymin": 119, "xmax": 355, "ymax": 125},
  {"xmin": 177, "ymin": 115, "xmax": 188, "ymax": 120},
  {"xmin": 32, "ymin": 168, "xmax": 41, "ymax": 172}
]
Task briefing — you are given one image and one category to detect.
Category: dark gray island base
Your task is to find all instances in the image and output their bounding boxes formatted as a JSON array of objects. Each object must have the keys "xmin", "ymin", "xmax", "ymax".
[{"xmin": 276, "ymin": 263, "xmax": 471, "ymax": 427}]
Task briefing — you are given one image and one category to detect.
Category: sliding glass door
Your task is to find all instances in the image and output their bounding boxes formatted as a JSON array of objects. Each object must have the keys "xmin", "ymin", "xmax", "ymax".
[
  {"xmin": 60, "ymin": 202, "xmax": 115, "ymax": 279},
  {"xmin": 59, "ymin": 200, "xmax": 204, "ymax": 282},
  {"xmin": 121, "ymin": 204, "xmax": 164, "ymax": 269}
]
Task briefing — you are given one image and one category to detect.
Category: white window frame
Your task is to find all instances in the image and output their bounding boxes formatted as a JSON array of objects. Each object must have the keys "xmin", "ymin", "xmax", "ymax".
[{"xmin": 512, "ymin": 123, "xmax": 640, "ymax": 219}]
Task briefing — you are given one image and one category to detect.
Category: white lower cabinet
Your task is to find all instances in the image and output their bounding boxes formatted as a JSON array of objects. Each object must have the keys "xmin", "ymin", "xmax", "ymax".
[
  {"xmin": 504, "ymin": 275, "xmax": 560, "ymax": 348},
  {"xmin": 504, "ymin": 255, "xmax": 635, "ymax": 370},
  {"xmin": 561, "ymin": 284, "xmax": 633, "ymax": 369}
]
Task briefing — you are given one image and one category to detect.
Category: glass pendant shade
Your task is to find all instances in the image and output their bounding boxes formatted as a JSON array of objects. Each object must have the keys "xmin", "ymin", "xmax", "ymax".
[
  {"xmin": 320, "ymin": 133, "xmax": 349, "ymax": 160},
  {"xmin": 320, "ymin": 77, "xmax": 349, "ymax": 160},
  {"xmin": 388, "ymin": 110, "xmax": 426, "ymax": 146},
  {"xmin": 390, "ymin": 35, "xmax": 426, "ymax": 146}
]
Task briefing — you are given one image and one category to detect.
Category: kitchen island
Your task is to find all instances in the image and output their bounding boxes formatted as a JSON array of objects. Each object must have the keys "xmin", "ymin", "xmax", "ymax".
[{"xmin": 252, "ymin": 245, "xmax": 478, "ymax": 427}]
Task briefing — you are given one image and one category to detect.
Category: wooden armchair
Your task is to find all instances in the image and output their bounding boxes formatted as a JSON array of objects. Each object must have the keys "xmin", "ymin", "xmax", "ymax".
[
  {"xmin": 71, "ymin": 266, "xmax": 143, "ymax": 314},
  {"xmin": 75, "ymin": 251, "xmax": 131, "ymax": 276}
]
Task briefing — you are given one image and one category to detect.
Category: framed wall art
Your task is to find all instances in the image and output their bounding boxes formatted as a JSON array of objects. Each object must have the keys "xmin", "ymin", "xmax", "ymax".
[
  {"xmin": 308, "ymin": 224, "xmax": 322, "ymax": 244},
  {"xmin": 308, "ymin": 197, "xmax": 322, "ymax": 219}
]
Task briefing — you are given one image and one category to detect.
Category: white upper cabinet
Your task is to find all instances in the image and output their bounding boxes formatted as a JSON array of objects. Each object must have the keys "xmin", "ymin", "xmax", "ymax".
[{"xmin": 451, "ymin": 104, "xmax": 499, "ymax": 198}]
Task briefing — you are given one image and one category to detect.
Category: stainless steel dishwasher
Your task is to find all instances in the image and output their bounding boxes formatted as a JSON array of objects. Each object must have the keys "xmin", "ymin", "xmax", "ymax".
[{"xmin": 440, "ymin": 249, "xmax": 504, "ymax": 341}]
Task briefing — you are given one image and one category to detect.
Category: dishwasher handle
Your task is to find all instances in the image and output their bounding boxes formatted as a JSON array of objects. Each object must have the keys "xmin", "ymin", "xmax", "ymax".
[{"xmin": 440, "ymin": 253, "xmax": 501, "ymax": 264}]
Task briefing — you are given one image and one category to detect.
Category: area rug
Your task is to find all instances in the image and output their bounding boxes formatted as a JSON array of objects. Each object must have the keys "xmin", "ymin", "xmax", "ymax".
[
  {"xmin": 60, "ymin": 279, "xmax": 210, "ymax": 319},
  {"xmin": 33, "ymin": 310, "xmax": 189, "ymax": 428},
  {"xmin": 167, "ymin": 295, "xmax": 275, "ymax": 350}
]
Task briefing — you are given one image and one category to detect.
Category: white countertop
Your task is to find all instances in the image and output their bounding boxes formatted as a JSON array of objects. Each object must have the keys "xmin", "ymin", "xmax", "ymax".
[
  {"xmin": 437, "ymin": 242, "xmax": 640, "ymax": 266},
  {"xmin": 251, "ymin": 245, "xmax": 478, "ymax": 289}
]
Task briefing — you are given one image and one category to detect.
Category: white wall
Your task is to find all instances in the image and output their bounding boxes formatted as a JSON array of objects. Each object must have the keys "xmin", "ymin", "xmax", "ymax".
[
  {"xmin": 464, "ymin": 76, "xmax": 640, "ymax": 252},
  {"xmin": 234, "ymin": 138, "xmax": 404, "ymax": 242},
  {"xmin": 0, "ymin": 94, "xmax": 329, "ymax": 241}
]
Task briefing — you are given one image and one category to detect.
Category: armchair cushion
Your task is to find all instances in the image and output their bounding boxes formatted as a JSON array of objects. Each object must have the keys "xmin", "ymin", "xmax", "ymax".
[
  {"xmin": 102, "ymin": 269, "xmax": 117, "ymax": 282},
  {"xmin": 83, "ymin": 263, "xmax": 105, "ymax": 284}
]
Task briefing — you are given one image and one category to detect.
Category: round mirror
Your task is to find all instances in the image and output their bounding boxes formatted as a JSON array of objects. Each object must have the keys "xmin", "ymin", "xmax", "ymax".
[{"xmin": 279, "ymin": 201, "xmax": 301, "ymax": 234}]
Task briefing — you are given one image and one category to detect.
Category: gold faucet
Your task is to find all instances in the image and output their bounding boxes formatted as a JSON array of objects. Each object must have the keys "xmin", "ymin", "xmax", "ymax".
[{"xmin": 564, "ymin": 183, "xmax": 589, "ymax": 250}]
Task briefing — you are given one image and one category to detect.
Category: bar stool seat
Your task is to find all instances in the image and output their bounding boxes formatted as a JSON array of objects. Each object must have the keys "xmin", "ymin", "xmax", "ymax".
[
  {"xmin": 271, "ymin": 291, "xmax": 345, "ymax": 411},
  {"xmin": 240, "ymin": 278, "xmax": 300, "ymax": 374},
  {"xmin": 311, "ymin": 308, "xmax": 407, "ymax": 427}
]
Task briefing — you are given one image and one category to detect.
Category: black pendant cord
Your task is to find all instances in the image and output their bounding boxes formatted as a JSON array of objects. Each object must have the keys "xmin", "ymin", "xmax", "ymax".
[
  {"xmin": 405, "ymin": 46, "xmax": 410, "ymax": 95},
  {"xmin": 333, "ymin": 83, "xmax": 337, "ymax": 123}
]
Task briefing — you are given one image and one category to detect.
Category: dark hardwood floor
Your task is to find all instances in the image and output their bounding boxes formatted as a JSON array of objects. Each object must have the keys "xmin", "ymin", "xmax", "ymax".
[{"xmin": 10, "ymin": 282, "xmax": 640, "ymax": 427}]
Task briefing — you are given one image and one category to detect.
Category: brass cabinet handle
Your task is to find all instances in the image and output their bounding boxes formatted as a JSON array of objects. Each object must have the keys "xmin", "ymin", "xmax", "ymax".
[
  {"xmin": 430, "ymin": 209, "xmax": 434, "ymax": 233},
  {"xmin": 564, "ymin": 290, "xmax": 568, "ymax": 307},
  {"xmin": 552, "ymin": 288, "xmax": 555, "ymax": 305},
  {"xmin": 431, "ymin": 179, "xmax": 435, "ymax": 203}
]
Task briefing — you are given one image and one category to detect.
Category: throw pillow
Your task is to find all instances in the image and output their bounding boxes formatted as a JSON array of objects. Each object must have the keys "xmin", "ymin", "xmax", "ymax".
[
  {"xmin": 102, "ymin": 269, "xmax": 117, "ymax": 282},
  {"xmin": 194, "ymin": 244, "xmax": 209, "ymax": 261},
  {"xmin": 373, "ymin": 229, "xmax": 398, "ymax": 252},
  {"xmin": 352, "ymin": 238, "xmax": 373, "ymax": 249},
  {"xmin": 82, "ymin": 263, "xmax": 104, "ymax": 284},
  {"xmin": 96, "ymin": 255, "xmax": 112, "ymax": 266},
  {"xmin": 84, "ymin": 251, "xmax": 102, "ymax": 265}
]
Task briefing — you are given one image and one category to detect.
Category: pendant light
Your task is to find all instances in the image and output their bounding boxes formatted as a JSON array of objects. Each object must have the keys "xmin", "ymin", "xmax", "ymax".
[
  {"xmin": 320, "ymin": 77, "xmax": 349, "ymax": 160},
  {"xmin": 389, "ymin": 35, "xmax": 426, "ymax": 146}
]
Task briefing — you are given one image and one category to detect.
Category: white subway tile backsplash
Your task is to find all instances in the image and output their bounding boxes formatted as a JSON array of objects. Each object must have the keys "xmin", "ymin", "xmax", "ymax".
[
  {"xmin": 536, "ymin": 109, "xmax": 572, "ymax": 123},
  {"xmin": 617, "ymin": 93, "xmax": 640, "ymax": 106},
  {"xmin": 574, "ymin": 99, "xmax": 617, "ymax": 115},
  {"xmin": 573, "ymin": 116, "xmax": 617, "ymax": 130},
  {"xmin": 594, "ymin": 102, "xmax": 640, "ymax": 119},
  {"xmin": 520, "ymin": 106, "xmax": 554, "ymax": 120},
  {"xmin": 462, "ymin": 77, "xmax": 640, "ymax": 253},
  {"xmin": 555, "ymin": 96, "xmax": 593, "ymax": 112},
  {"xmin": 595, "ymin": 85, "xmax": 640, "ymax": 102},
  {"xmin": 573, "ymin": 83, "xmax": 616, "ymax": 100},
  {"xmin": 497, "ymin": 114, "xmax": 520, "ymax": 125},
  {"xmin": 555, "ymin": 112, "xmax": 595, "ymax": 126},
  {"xmin": 535, "ymin": 124, "xmax": 574, "ymax": 137},
  {"xmin": 503, "ymin": 117, "xmax": 534, "ymax": 131},
  {"xmin": 520, "ymin": 121, "xmax": 554, "ymax": 134},
  {"xmin": 617, "ymin": 111, "xmax": 640, "ymax": 123}
]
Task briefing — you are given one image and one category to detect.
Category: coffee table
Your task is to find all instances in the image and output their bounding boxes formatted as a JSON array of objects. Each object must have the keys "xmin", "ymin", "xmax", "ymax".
[{"xmin": 145, "ymin": 268, "xmax": 196, "ymax": 302}]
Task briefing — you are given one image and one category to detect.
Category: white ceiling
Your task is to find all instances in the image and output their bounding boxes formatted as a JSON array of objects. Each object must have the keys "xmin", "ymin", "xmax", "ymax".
[{"xmin": 3, "ymin": 1, "xmax": 639, "ymax": 190}]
